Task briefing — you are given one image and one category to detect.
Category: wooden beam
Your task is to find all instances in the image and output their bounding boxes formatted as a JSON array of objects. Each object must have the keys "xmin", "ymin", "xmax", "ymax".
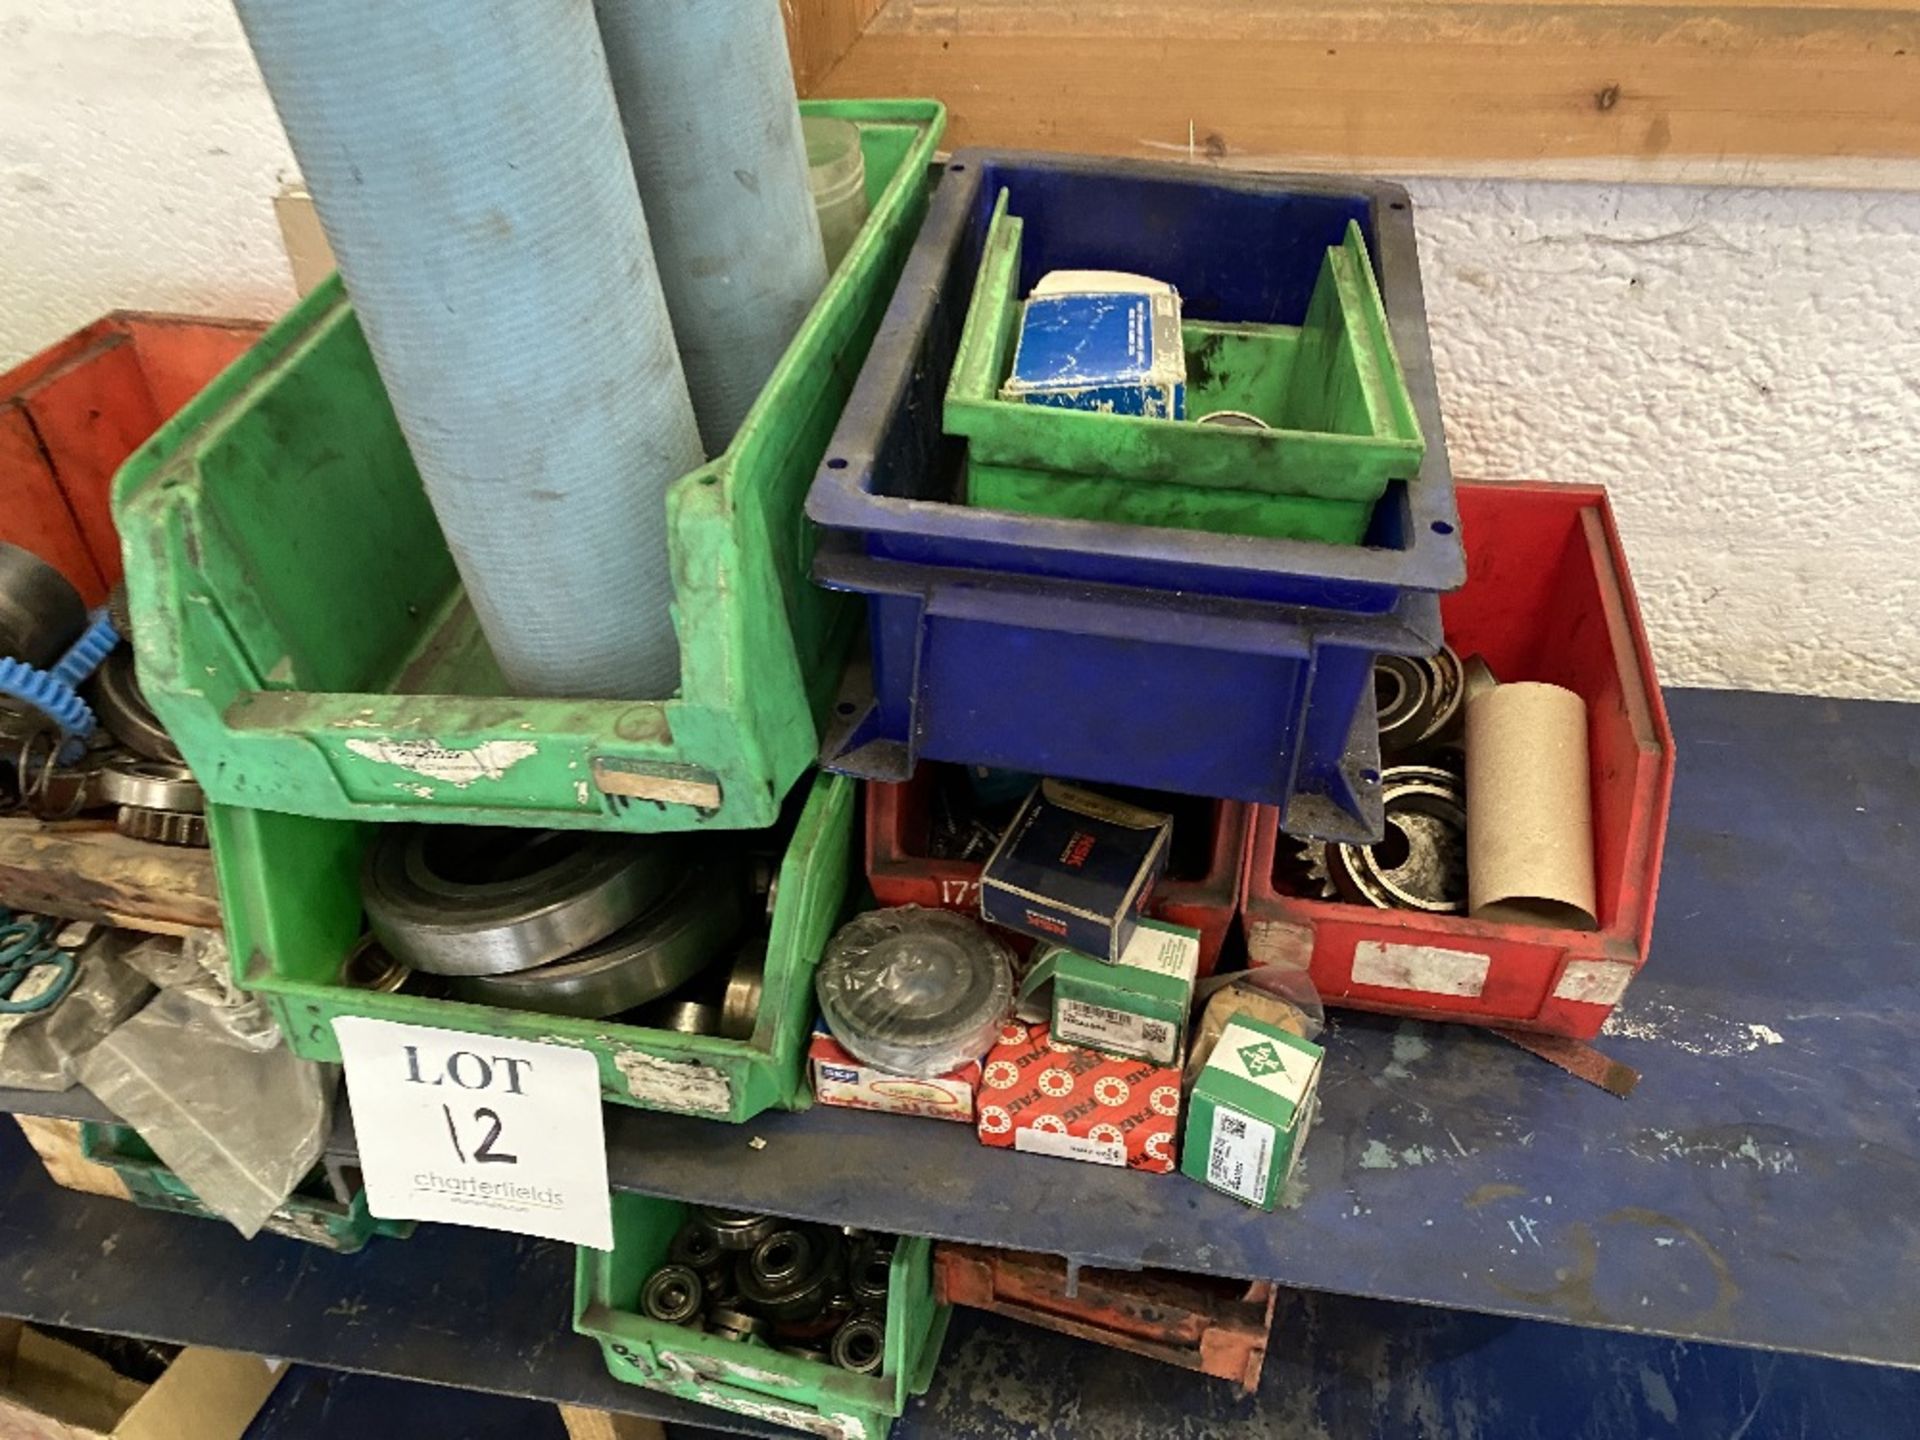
[
  {"xmin": 0, "ymin": 818, "xmax": 219, "ymax": 936},
  {"xmin": 783, "ymin": 0, "xmax": 891, "ymax": 93},
  {"xmin": 806, "ymin": 0, "xmax": 1920, "ymax": 186}
]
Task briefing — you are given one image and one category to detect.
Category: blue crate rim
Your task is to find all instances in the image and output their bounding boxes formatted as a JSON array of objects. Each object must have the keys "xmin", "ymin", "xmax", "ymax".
[{"xmin": 806, "ymin": 146, "xmax": 1465, "ymax": 594}]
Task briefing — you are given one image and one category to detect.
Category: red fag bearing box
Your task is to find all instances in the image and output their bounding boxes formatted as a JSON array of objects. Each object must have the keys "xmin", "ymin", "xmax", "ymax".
[
  {"xmin": 808, "ymin": 1028, "xmax": 981, "ymax": 1123},
  {"xmin": 975, "ymin": 1022, "xmax": 1180, "ymax": 1173}
]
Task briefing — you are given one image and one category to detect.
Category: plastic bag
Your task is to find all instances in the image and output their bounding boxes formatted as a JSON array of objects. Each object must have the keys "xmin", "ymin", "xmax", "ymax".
[
  {"xmin": 1184, "ymin": 965, "xmax": 1326, "ymax": 1085},
  {"xmin": 815, "ymin": 906, "xmax": 1013, "ymax": 1077},
  {"xmin": 0, "ymin": 927, "xmax": 155, "ymax": 1091},
  {"xmin": 78, "ymin": 932, "xmax": 335, "ymax": 1238}
]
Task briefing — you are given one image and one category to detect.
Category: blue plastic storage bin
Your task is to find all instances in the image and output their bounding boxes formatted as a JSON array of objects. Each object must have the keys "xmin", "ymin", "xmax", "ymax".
[{"xmin": 806, "ymin": 151, "xmax": 1464, "ymax": 840}]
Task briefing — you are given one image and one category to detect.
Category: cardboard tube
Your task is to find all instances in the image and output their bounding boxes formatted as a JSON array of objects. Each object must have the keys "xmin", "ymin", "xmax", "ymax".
[{"xmin": 1466, "ymin": 681, "xmax": 1597, "ymax": 930}]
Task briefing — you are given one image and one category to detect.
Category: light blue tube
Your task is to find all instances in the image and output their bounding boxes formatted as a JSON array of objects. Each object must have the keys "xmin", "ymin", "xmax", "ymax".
[
  {"xmin": 596, "ymin": 0, "xmax": 828, "ymax": 455},
  {"xmin": 232, "ymin": 0, "xmax": 705, "ymax": 700}
]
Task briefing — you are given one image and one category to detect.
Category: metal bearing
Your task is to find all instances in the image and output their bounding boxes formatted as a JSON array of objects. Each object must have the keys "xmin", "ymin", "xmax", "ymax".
[
  {"xmin": 86, "ymin": 647, "xmax": 183, "ymax": 764},
  {"xmin": 1194, "ymin": 409, "xmax": 1269, "ymax": 429},
  {"xmin": 669, "ymin": 1220, "xmax": 724, "ymax": 1273},
  {"xmin": 848, "ymin": 1244, "xmax": 892, "ymax": 1307},
  {"xmin": 737, "ymin": 1231, "xmax": 837, "ymax": 1322},
  {"xmin": 1303, "ymin": 765, "xmax": 1466, "ymax": 913},
  {"xmin": 1375, "ymin": 645, "xmax": 1464, "ymax": 761},
  {"xmin": 99, "ymin": 758, "xmax": 202, "ymax": 814},
  {"xmin": 341, "ymin": 934, "xmax": 414, "ymax": 994},
  {"xmin": 361, "ymin": 826, "xmax": 681, "ymax": 977},
  {"xmin": 115, "ymin": 805, "xmax": 209, "ymax": 848},
  {"xmin": 815, "ymin": 908, "xmax": 1014, "ymax": 1077},
  {"xmin": 719, "ymin": 938, "xmax": 766, "ymax": 1041},
  {"xmin": 649, "ymin": 998, "xmax": 720, "ymax": 1035},
  {"xmin": 707, "ymin": 1306, "xmax": 768, "ymax": 1344},
  {"xmin": 829, "ymin": 1314, "xmax": 886, "ymax": 1375},
  {"xmin": 696, "ymin": 1208, "xmax": 778, "ymax": 1253},
  {"xmin": 641, "ymin": 1265, "xmax": 705, "ymax": 1327},
  {"xmin": 448, "ymin": 866, "xmax": 744, "ymax": 1017},
  {"xmin": 749, "ymin": 1230, "xmax": 816, "ymax": 1291}
]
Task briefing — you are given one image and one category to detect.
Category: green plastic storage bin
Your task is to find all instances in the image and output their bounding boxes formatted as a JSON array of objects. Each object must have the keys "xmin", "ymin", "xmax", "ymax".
[
  {"xmin": 78, "ymin": 1122, "xmax": 413, "ymax": 1253},
  {"xmin": 576, "ymin": 1194, "xmax": 948, "ymax": 1440},
  {"xmin": 947, "ymin": 191, "xmax": 1422, "ymax": 542},
  {"xmin": 113, "ymin": 101, "xmax": 943, "ymax": 834},
  {"xmin": 219, "ymin": 770, "xmax": 853, "ymax": 1119}
]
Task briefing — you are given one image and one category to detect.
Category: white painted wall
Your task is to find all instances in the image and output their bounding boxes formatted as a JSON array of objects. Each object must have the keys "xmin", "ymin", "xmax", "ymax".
[{"xmin": 4, "ymin": 1, "xmax": 1917, "ymax": 700}]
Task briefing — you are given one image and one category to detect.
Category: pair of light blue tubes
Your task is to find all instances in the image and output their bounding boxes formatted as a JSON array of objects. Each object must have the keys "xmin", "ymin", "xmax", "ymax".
[{"xmin": 233, "ymin": 0, "xmax": 828, "ymax": 699}]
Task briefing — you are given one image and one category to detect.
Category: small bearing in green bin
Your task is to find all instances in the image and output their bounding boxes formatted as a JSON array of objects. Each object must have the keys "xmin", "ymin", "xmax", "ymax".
[
  {"xmin": 641, "ymin": 1264, "xmax": 705, "ymax": 1327},
  {"xmin": 697, "ymin": 1207, "xmax": 778, "ymax": 1252},
  {"xmin": 708, "ymin": 1306, "xmax": 770, "ymax": 1344},
  {"xmin": 669, "ymin": 1219, "xmax": 724, "ymax": 1272},
  {"xmin": 830, "ymin": 1313, "xmax": 886, "ymax": 1375}
]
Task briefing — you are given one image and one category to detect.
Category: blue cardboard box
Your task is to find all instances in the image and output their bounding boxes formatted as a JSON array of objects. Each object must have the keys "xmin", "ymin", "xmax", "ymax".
[
  {"xmin": 999, "ymin": 271, "xmax": 1186, "ymax": 418},
  {"xmin": 978, "ymin": 780, "xmax": 1172, "ymax": 960}
]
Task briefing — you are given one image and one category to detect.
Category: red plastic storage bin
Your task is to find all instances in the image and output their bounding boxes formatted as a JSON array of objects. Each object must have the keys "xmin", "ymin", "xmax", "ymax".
[
  {"xmin": 865, "ymin": 769, "xmax": 1247, "ymax": 976},
  {"xmin": 1242, "ymin": 481, "xmax": 1674, "ymax": 1038},
  {"xmin": 0, "ymin": 313, "xmax": 262, "ymax": 602}
]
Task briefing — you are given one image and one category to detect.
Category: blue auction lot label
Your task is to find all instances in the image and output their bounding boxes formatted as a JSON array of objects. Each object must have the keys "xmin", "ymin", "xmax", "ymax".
[{"xmin": 334, "ymin": 1017, "xmax": 612, "ymax": 1249}]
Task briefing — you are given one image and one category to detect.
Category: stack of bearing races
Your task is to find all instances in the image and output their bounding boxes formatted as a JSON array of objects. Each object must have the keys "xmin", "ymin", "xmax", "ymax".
[
  {"xmin": 640, "ymin": 1208, "xmax": 897, "ymax": 1373},
  {"xmin": 354, "ymin": 826, "xmax": 771, "ymax": 1028}
]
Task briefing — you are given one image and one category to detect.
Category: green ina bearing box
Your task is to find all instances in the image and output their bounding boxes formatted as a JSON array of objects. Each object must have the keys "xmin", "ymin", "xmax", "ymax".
[
  {"xmin": 1180, "ymin": 1015, "xmax": 1323, "ymax": 1210},
  {"xmin": 1019, "ymin": 918, "xmax": 1201, "ymax": 1066}
]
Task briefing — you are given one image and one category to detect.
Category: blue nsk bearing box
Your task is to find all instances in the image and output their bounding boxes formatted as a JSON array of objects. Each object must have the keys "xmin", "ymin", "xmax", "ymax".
[
  {"xmin": 978, "ymin": 780, "xmax": 1173, "ymax": 960},
  {"xmin": 999, "ymin": 271, "xmax": 1186, "ymax": 418}
]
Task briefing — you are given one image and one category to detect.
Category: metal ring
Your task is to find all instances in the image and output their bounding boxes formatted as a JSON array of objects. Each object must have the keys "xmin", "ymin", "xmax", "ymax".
[
  {"xmin": 1330, "ymin": 765, "xmax": 1467, "ymax": 913},
  {"xmin": 719, "ymin": 938, "xmax": 766, "ymax": 1041},
  {"xmin": 648, "ymin": 998, "xmax": 720, "ymax": 1035},
  {"xmin": 750, "ymin": 1230, "xmax": 815, "ymax": 1290},
  {"xmin": 848, "ymin": 1246, "xmax": 892, "ymax": 1307},
  {"xmin": 707, "ymin": 1306, "xmax": 768, "ymax": 1343},
  {"xmin": 669, "ymin": 1221, "xmax": 724, "ymax": 1273},
  {"xmin": 99, "ymin": 758, "xmax": 202, "ymax": 814},
  {"xmin": 86, "ymin": 648, "xmax": 183, "ymax": 764},
  {"xmin": 115, "ymin": 805, "xmax": 209, "ymax": 848},
  {"xmin": 1194, "ymin": 409, "xmax": 1269, "ymax": 429},
  {"xmin": 830, "ymin": 1314, "xmax": 886, "ymax": 1375},
  {"xmin": 1376, "ymin": 646, "xmax": 1464, "ymax": 761},
  {"xmin": 737, "ymin": 1232, "xmax": 837, "ymax": 1322},
  {"xmin": 447, "ymin": 866, "xmax": 744, "ymax": 1017},
  {"xmin": 341, "ymin": 934, "xmax": 413, "ymax": 994},
  {"xmin": 641, "ymin": 1265, "xmax": 705, "ymax": 1327},
  {"xmin": 362, "ymin": 827, "xmax": 681, "ymax": 977},
  {"xmin": 697, "ymin": 1209, "xmax": 778, "ymax": 1253}
]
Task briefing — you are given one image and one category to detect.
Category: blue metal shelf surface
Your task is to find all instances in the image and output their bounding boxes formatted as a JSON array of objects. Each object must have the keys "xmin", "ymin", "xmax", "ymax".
[
  {"xmin": 590, "ymin": 687, "xmax": 1920, "ymax": 1370},
  {"xmin": 2, "ymin": 1122, "xmax": 1916, "ymax": 1440},
  {"xmin": 5, "ymin": 687, "xmax": 1917, "ymax": 1381}
]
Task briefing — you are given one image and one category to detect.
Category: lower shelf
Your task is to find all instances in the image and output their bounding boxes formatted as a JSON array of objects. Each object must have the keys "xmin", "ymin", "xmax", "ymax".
[{"xmin": 1, "ymin": 1119, "xmax": 1912, "ymax": 1440}]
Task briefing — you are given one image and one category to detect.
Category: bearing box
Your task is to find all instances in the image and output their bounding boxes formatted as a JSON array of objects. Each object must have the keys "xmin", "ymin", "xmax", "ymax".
[
  {"xmin": 1018, "ymin": 919, "xmax": 1201, "ymax": 1066},
  {"xmin": 999, "ymin": 268, "xmax": 1187, "ymax": 419},
  {"xmin": 1180, "ymin": 1016, "xmax": 1322, "ymax": 1211},
  {"xmin": 979, "ymin": 781, "xmax": 1172, "ymax": 959},
  {"xmin": 976, "ymin": 1022, "xmax": 1180, "ymax": 1173},
  {"xmin": 808, "ymin": 1028, "xmax": 980, "ymax": 1123}
]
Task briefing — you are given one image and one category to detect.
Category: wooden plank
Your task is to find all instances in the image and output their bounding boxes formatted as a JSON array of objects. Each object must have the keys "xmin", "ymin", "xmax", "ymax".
[
  {"xmin": 807, "ymin": 0, "xmax": 1920, "ymax": 186},
  {"xmin": 556, "ymin": 1405, "xmax": 667, "ymax": 1440},
  {"xmin": 0, "ymin": 818, "xmax": 218, "ymax": 935},
  {"xmin": 12, "ymin": 1116, "xmax": 132, "ymax": 1202},
  {"xmin": 782, "ymin": 0, "xmax": 891, "ymax": 92}
]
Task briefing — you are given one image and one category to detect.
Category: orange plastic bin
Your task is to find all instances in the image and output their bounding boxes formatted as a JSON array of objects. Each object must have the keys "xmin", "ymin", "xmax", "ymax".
[{"xmin": 1, "ymin": 313, "xmax": 262, "ymax": 601}]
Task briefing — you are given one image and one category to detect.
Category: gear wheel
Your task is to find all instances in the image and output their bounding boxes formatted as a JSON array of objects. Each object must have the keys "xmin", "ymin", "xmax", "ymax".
[
  {"xmin": 1295, "ymin": 839, "xmax": 1340, "ymax": 900},
  {"xmin": 114, "ymin": 805, "xmax": 209, "ymax": 848},
  {"xmin": 0, "ymin": 658, "xmax": 94, "ymax": 759}
]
